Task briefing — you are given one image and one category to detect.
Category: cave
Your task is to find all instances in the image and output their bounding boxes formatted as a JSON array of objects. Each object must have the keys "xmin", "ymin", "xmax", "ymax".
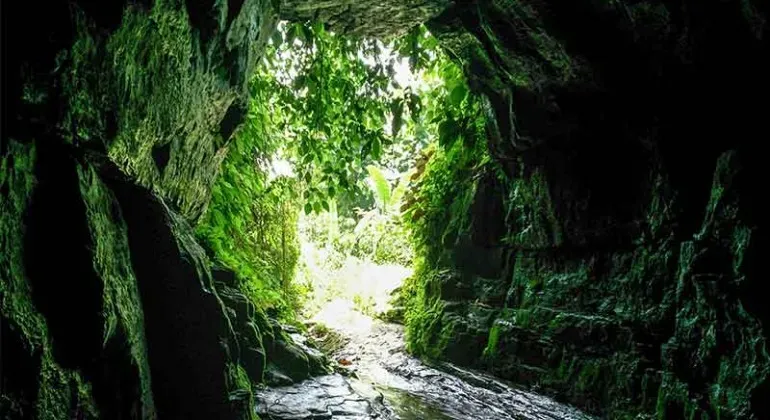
[{"xmin": 2, "ymin": 0, "xmax": 768, "ymax": 419}]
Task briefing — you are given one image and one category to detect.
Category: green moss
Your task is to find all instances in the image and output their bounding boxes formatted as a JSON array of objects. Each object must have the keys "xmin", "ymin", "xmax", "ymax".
[
  {"xmin": 1, "ymin": 141, "xmax": 42, "ymax": 343},
  {"xmin": 36, "ymin": 358, "xmax": 99, "ymax": 420},
  {"xmin": 404, "ymin": 273, "xmax": 448, "ymax": 358},
  {"xmin": 226, "ymin": 363, "xmax": 259, "ymax": 420},
  {"xmin": 435, "ymin": 319, "xmax": 458, "ymax": 358},
  {"xmin": 60, "ymin": 0, "xmax": 278, "ymax": 222},
  {"xmin": 483, "ymin": 323, "xmax": 501, "ymax": 359},
  {"xmin": 576, "ymin": 360, "xmax": 603, "ymax": 393},
  {"xmin": 514, "ymin": 308, "xmax": 533, "ymax": 328},
  {"xmin": 104, "ymin": 4, "xmax": 235, "ymax": 220},
  {"xmin": 76, "ymin": 163, "xmax": 155, "ymax": 417},
  {"xmin": 652, "ymin": 152, "xmax": 769, "ymax": 419},
  {"xmin": 401, "ymin": 145, "xmax": 770, "ymax": 419},
  {"xmin": 1, "ymin": 140, "xmax": 98, "ymax": 419},
  {"xmin": 433, "ymin": 0, "xmax": 582, "ymax": 91},
  {"xmin": 656, "ymin": 373, "xmax": 700, "ymax": 420},
  {"xmin": 408, "ymin": 2, "xmax": 767, "ymax": 419},
  {"xmin": 5, "ymin": 0, "xmax": 276, "ymax": 416},
  {"xmin": 504, "ymin": 166, "xmax": 562, "ymax": 248}
]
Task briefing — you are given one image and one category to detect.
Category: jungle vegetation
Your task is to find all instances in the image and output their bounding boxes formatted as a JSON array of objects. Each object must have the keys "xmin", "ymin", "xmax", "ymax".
[{"xmin": 195, "ymin": 21, "xmax": 483, "ymax": 323}]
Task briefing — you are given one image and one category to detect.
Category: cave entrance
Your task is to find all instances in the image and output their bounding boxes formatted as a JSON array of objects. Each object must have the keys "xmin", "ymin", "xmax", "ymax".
[
  {"xmin": 197, "ymin": 21, "xmax": 458, "ymax": 325},
  {"xmin": 263, "ymin": 22, "xmax": 437, "ymax": 332},
  {"xmin": 194, "ymin": 20, "xmax": 583, "ymax": 419}
]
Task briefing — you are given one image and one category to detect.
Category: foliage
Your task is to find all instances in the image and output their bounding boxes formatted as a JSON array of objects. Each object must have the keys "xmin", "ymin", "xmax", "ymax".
[
  {"xmin": 401, "ymin": 80, "xmax": 490, "ymax": 261},
  {"xmin": 263, "ymin": 21, "xmax": 425, "ymax": 215},
  {"xmin": 366, "ymin": 165, "xmax": 391, "ymax": 211},
  {"xmin": 197, "ymin": 23, "xmax": 440, "ymax": 318},
  {"xmin": 295, "ymin": 232, "xmax": 412, "ymax": 319},
  {"xmin": 294, "ymin": 165, "xmax": 415, "ymax": 319},
  {"xmin": 197, "ymin": 22, "xmax": 487, "ymax": 332},
  {"xmin": 351, "ymin": 166, "xmax": 413, "ymax": 265},
  {"xmin": 195, "ymin": 68, "xmax": 301, "ymax": 315},
  {"xmin": 395, "ymin": 32, "xmax": 497, "ymax": 355}
]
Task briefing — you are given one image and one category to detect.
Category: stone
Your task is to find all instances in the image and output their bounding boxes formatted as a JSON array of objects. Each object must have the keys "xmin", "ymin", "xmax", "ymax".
[
  {"xmin": 404, "ymin": 1, "xmax": 770, "ymax": 418},
  {"xmin": 281, "ymin": 0, "xmax": 453, "ymax": 39},
  {"xmin": 256, "ymin": 318, "xmax": 591, "ymax": 420}
]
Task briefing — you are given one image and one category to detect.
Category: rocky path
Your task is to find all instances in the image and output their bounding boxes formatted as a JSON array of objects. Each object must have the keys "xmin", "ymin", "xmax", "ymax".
[{"xmin": 255, "ymin": 309, "xmax": 593, "ymax": 420}]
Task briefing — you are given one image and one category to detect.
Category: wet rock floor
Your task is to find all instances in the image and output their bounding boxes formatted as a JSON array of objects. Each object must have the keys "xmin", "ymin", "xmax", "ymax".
[{"xmin": 256, "ymin": 312, "xmax": 593, "ymax": 420}]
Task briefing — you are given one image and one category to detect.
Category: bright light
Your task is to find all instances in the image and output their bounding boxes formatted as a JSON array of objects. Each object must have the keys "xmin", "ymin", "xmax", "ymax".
[
  {"xmin": 313, "ymin": 298, "xmax": 373, "ymax": 335},
  {"xmin": 393, "ymin": 56, "xmax": 418, "ymax": 89},
  {"xmin": 297, "ymin": 232, "xmax": 412, "ymax": 321},
  {"xmin": 268, "ymin": 158, "xmax": 294, "ymax": 180}
]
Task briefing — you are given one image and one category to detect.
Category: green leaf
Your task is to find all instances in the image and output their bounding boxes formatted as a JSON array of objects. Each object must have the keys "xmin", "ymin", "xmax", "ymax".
[
  {"xmin": 321, "ymin": 200, "xmax": 330, "ymax": 211},
  {"xmin": 407, "ymin": 92, "xmax": 422, "ymax": 120},
  {"xmin": 327, "ymin": 185, "xmax": 336, "ymax": 198},
  {"xmin": 293, "ymin": 24, "xmax": 307, "ymax": 43},
  {"xmin": 304, "ymin": 203, "xmax": 312, "ymax": 215},
  {"xmin": 313, "ymin": 201, "xmax": 322, "ymax": 213},
  {"xmin": 366, "ymin": 165, "xmax": 391, "ymax": 210},
  {"xmin": 371, "ymin": 137, "xmax": 382, "ymax": 159},
  {"xmin": 424, "ymin": 35, "xmax": 439, "ymax": 50},
  {"xmin": 449, "ymin": 84, "xmax": 468, "ymax": 108},
  {"xmin": 301, "ymin": 25, "xmax": 314, "ymax": 44},
  {"xmin": 438, "ymin": 118, "xmax": 460, "ymax": 147},
  {"xmin": 390, "ymin": 173, "xmax": 410, "ymax": 207},
  {"xmin": 293, "ymin": 75, "xmax": 307, "ymax": 90}
]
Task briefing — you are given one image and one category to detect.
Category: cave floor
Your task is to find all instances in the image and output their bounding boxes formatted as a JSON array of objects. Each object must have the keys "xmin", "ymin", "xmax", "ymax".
[{"xmin": 255, "ymin": 307, "xmax": 592, "ymax": 420}]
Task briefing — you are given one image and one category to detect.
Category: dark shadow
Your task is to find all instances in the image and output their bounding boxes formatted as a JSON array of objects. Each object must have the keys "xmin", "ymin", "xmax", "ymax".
[
  {"xmin": 220, "ymin": 102, "xmax": 247, "ymax": 142},
  {"xmin": 105, "ymin": 173, "xmax": 238, "ymax": 419},
  {"xmin": 151, "ymin": 142, "xmax": 171, "ymax": 175},
  {"xmin": 23, "ymin": 142, "xmax": 103, "ymax": 371}
]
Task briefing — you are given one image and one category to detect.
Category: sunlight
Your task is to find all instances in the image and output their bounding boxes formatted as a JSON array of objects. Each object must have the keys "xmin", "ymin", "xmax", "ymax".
[
  {"xmin": 296, "ymin": 224, "xmax": 412, "ymax": 320},
  {"xmin": 312, "ymin": 298, "xmax": 373, "ymax": 335},
  {"xmin": 268, "ymin": 157, "xmax": 294, "ymax": 180}
]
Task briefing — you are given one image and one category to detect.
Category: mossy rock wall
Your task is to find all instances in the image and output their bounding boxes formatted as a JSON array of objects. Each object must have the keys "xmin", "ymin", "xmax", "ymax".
[
  {"xmin": 407, "ymin": 1, "xmax": 770, "ymax": 418},
  {"xmin": 2, "ymin": 0, "xmax": 279, "ymax": 418}
]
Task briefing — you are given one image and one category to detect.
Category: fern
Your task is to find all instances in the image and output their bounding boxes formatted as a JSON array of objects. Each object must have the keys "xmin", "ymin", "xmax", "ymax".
[{"xmin": 366, "ymin": 165, "xmax": 391, "ymax": 212}]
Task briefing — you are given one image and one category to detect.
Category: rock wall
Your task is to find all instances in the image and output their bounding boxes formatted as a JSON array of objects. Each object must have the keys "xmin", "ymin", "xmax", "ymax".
[
  {"xmin": 2, "ymin": 0, "xmax": 279, "ymax": 418},
  {"xmin": 280, "ymin": 0, "xmax": 452, "ymax": 38},
  {"xmin": 406, "ymin": 0, "xmax": 770, "ymax": 418}
]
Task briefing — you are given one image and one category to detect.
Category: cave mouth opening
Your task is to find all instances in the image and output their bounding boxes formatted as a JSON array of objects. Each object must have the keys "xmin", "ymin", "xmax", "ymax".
[{"xmin": 196, "ymin": 21, "xmax": 471, "ymax": 329}]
